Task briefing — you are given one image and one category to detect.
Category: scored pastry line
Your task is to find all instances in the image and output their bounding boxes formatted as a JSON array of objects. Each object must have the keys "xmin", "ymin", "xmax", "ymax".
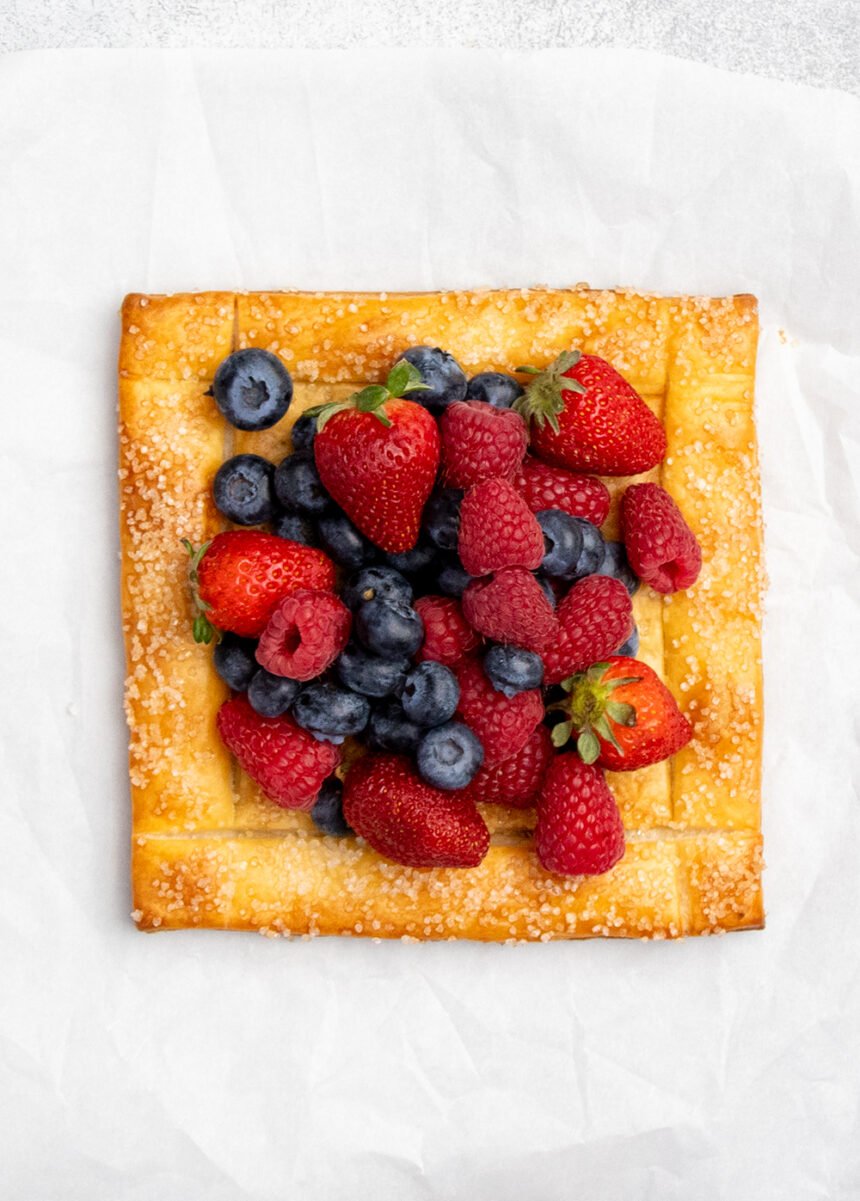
[{"xmin": 223, "ymin": 295, "xmax": 241, "ymax": 827}]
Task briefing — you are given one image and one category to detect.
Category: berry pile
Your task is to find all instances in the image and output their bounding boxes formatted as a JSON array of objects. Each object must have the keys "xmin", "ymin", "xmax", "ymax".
[{"xmin": 189, "ymin": 344, "xmax": 702, "ymax": 876}]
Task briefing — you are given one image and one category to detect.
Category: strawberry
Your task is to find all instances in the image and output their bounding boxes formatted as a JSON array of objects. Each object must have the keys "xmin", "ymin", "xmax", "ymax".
[
  {"xmin": 186, "ymin": 530, "xmax": 336, "ymax": 641},
  {"xmin": 457, "ymin": 477, "xmax": 545, "ymax": 577},
  {"xmin": 454, "ymin": 656, "xmax": 543, "ymax": 767},
  {"xmin": 541, "ymin": 575, "xmax": 633, "ymax": 685},
  {"xmin": 343, "ymin": 753, "xmax": 490, "ymax": 868},
  {"xmin": 441, "ymin": 400, "xmax": 528, "ymax": 488},
  {"xmin": 460, "ymin": 725, "xmax": 552, "ymax": 808},
  {"xmin": 535, "ymin": 755, "xmax": 625, "ymax": 876},
  {"xmin": 512, "ymin": 456, "xmax": 611, "ymax": 527},
  {"xmin": 549, "ymin": 656, "xmax": 692, "ymax": 769},
  {"xmin": 461, "ymin": 568, "xmax": 557, "ymax": 652},
  {"xmin": 216, "ymin": 694, "xmax": 340, "ymax": 809},
  {"xmin": 514, "ymin": 351, "xmax": 666, "ymax": 476},
  {"xmin": 621, "ymin": 482, "xmax": 702, "ymax": 593},
  {"xmin": 414, "ymin": 595, "xmax": 481, "ymax": 666},
  {"xmin": 256, "ymin": 589, "xmax": 351, "ymax": 681},
  {"xmin": 310, "ymin": 361, "xmax": 441, "ymax": 553}
]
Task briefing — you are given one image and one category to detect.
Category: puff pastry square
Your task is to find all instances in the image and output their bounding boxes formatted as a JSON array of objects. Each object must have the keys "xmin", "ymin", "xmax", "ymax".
[{"xmin": 119, "ymin": 288, "xmax": 764, "ymax": 940}]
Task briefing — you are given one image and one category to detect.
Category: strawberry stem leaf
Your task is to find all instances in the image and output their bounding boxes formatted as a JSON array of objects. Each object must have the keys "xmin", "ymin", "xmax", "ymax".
[
  {"xmin": 551, "ymin": 720, "xmax": 574, "ymax": 749},
  {"xmin": 576, "ymin": 729, "xmax": 600, "ymax": 764},
  {"xmin": 513, "ymin": 348, "xmax": 587, "ymax": 433}
]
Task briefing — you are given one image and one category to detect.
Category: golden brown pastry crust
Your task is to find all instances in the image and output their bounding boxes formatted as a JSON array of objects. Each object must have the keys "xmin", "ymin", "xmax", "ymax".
[{"xmin": 120, "ymin": 288, "xmax": 764, "ymax": 939}]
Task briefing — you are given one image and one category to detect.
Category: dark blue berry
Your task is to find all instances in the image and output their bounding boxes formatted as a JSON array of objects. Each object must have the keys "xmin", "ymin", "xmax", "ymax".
[
  {"xmin": 318, "ymin": 512, "xmax": 379, "ymax": 569},
  {"xmin": 213, "ymin": 349, "xmax": 293, "ymax": 431},
  {"xmin": 290, "ymin": 412, "xmax": 317, "ymax": 453},
  {"xmin": 213, "ymin": 633, "xmax": 258, "ymax": 691},
  {"xmin": 386, "ymin": 537, "xmax": 438, "ymax": 577},
  {"xmin": 465, "ymin": 371, "xmax": 524, "ymax": 409},
  {"xmin": 565, "ymin": 518, "xmax": 607, "ymax": 578},
  {"xmin": 213, "ymin": 454, "xmax": 276, "ymax": 526},
  {"xmin": 247, "ymin": 668, "xmax": 301, "ymax": 717},
  {"xmin": 536, "ymin": 509, "xmax": 585, "ymax": 577},
  {"xmin": 400, "ymin": 662, "xmax": 460, "ymax": 727},
  {"xmin": 369, "ymin": 699, "xmax": 423, "ymax": 754},
  {"xmin": 616, "ymin": 624, "xmax": 640, "ymax": 657},
  {"xmin": 343, "ymin": 566, "xmax": 412, "ymax": 611},
  {"xmin": 597, "ymin": 540, "xmax": 639, "ymax": 595},
  {"xmin": 396, "ymin": 346, "xmax": 467, "ymax": 412},
  {"xmin": 416, "ymin": 722, "xmax": 484, "ymax": 790},
  {"xmin": 273, "ymin": 454, "xmax": 330, "ymax": 515},
  {"xmin": 293, "ymin": 682, "xmax": 370, "ymax": 744},
  {"xmin": 272, "ymin": 510, "xmax": 318, "ymax": 546},
  {"xmin": 355, "ymin": 599, "xmax": 424, "ymax": 658},
  {"xmin": 435, "ymin": 557, "xmax": 472, "ymax": 598},
  {"xmin": 336, "ymin": 642, "xmax": 410, "ymax": 698},
  {"xmin": 483, "ymin": 645, "xmax": 544, "ymax": 697},
  {"xmin": 422, "ymin": 488, "xmax": 463, "ymax": 550},
  {"xmin": 535, "ymin": 574, "xmax": 558, "ymax": 609},
  {"xmin": 310, "ymin": 777, "xmax": 351, "ymax": 836}
]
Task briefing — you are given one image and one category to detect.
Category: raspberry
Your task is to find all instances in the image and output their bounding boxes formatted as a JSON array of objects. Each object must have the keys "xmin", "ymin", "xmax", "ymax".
[
  {"xmin": 414, "ymin": 595, "xmax": 480, "ymax": 666},
  {"xmin": 621, "ymin": 482, "xmax": 702, "ymax": 593},
  {"xmin": 256, "ymin": 589, "xmax": 351, "ymax": 681},
  {"xmin": 513, "ymin": 457, "xmax": 611, "ymax": 526},
  {"xmin": 216, "ymin": 694, "xmax": 341, "ymax": 810},
  {"xmin": 441, "ymin": 401, "xmax": 528, "ymax": 488},
  {"xmin": 458, "ymin": 477, "xmax": 545, "ymax": 577},
  {"xmin": 454, "ymin": 656, "xmax": 543, "ymax": 767},
  {"xmin": 461, "ymin": 568, "xmax": 557, "ymax": 652},
  {"xmin": 536, "ymin": 755, "xmax": 625, "ymax": 876},
  {"xmin": 461, "ymin": 725, "xmax": 553, "ymax": 808},
  {"xmin": 541, "ymin": 575, "xmax": 633, "ymax": 685}
]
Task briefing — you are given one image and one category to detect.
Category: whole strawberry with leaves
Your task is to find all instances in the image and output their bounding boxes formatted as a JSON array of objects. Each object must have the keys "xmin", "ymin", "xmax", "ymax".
[
  {"xmin": 309, "ymin": 361, "xmax": 441, "ymax": 554},
  {"xmin": 514, "ymin": 350, "xmax": 666, "ymax": 476}
]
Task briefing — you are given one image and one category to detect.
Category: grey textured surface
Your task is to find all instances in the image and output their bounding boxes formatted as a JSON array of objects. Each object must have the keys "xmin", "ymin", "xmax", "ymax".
[{"xmin": 0, "ymin": 0, "xmax": 858, "ymax": 94}]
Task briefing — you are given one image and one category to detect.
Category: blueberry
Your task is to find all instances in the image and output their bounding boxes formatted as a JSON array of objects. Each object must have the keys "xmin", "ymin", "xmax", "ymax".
[
  {"xmin": 435, "ymin": 557, "xmax": 472, "ymax": 598},
  {"xmin": 213, "ymin": 633, "xmax": 258, "ymax": 691},
  {"xmin": 272, "ymin": 510, "xmax": 318, "ymax": 546},
  {"xmin": 536, "ymin": 509, "xmax": 585, "ymax": 577},
  {"xmin": 343, "ymin": 566, "xmax": 413, "ymax": 611},
  {"xmin": 310, "ymin": 777, "xmax": 352, "ymax": 836},
  {"xmin": 400, "ymin": 662, "xmax": 460, "ymax": 727},
  {"xmin": 597, "ymin": 540, "xmax": 639, "ymax": 595},
  {"xmin": 213, "ymin": 454, "xmax": 276, "ymax": 526},
  {"xmin": 273, "ymin": 454, "xmax": 330, "ymax": 515},
  {"xmin": 290, "ymin": 412, "xmax": 317, "ymax": 453},
  {"xmin": 293, "ymin": 682, "xmax": 370, "ymax": 743},
  {"xmin": 423, "ymin": 488, "xmax": 463, "ymax": 551},
  {"xmin": 318, "ymin": 511, "xmax": 379, "ymax": 569},
  {"xmin": 396, "ymin": 346, "xmax": 467, "ymax": 412},
  {"xmin": 483, "ymin": 645, "xmax": 544, "ymax": 697},
  {"xmin": 565, "ymin": 518, "xmax": 607, "ymax": 578},
  {"xmin": 212, "ymin": 348, "xmax": 293, "ymax": 431},
  {"xmin": 386, "ymin": 537, "xmax": 438, "ymax": 577},
  {"xmin": 355, "ymin": 599, "xmax": 424, "ymax": 658},
  {"xmin": 416, "ymin": 722, "xmax": 484, "ymax": 790},
  {"xmin": 368, "ymin": 699, "xmax": 423, "ymax": 754},
  {"xmin": 465, "ymin": 371, "xmax": 525, "ymax": 409},
  {"xmin": 616, "ymin": 624, "xmax": 640, "ymax": 657},
  {"xmin": 247, "ymin": 668, "xmax": 301, "ymax": 717},
  {"xmin": 336, "ymin": 642, "xmax": 410, "ymax": 698},
  {"xmin": 535, "ymin": 574, "xmax": 558, "ymax": 609}
]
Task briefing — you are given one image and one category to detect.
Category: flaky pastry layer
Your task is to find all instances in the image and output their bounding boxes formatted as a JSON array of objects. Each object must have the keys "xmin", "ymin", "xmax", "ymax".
[{"xmin": 119, "ymin": 288, "xmax": 764, "ymax": 939}]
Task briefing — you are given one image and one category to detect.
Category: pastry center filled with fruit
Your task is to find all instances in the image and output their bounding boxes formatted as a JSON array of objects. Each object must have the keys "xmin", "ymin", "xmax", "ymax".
[{"xmin": 186, "ymin": 342, "xmax": 702, "ymax": 877}]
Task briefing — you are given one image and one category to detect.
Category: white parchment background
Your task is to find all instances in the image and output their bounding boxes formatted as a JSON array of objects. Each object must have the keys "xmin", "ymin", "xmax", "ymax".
[{"xmin": 0, "ymin": 49, "xmax": 859, "ymax": 1201}]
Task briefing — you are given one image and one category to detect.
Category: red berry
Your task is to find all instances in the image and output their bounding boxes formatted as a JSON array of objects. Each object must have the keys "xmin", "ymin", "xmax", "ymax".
[
  {"xmin": 536, "ymin": 755, "xmax": 625, "ymax": 876},
  {"xmin": 541, "ymin": 575, "xmax": 633, "ymax": 685},
  {"xmin": 441, "ymin": 400, "xmax": 528, "ymax": 488},
  {"xmin": 454, "ymin": 656, "xmax": 543, "ymax": 767},
  {"xmin": 461, "ymin": 725, "xmax": 553, "ymax": 808},
  {"xmin": 193, "ymin": 530, "xmax": 336, "ymax": 639},
  {"xmin": 414, "ymin": 595, "xmax": 481, "ymax": 666},
  {"xmin": 621, "ymin": 482, "xmax": 702, "ymax": 593},
  {"xmin": 461, "ymin": 568, "xmax": 557, "ymax": 652},
  {"xmin": 216, "ymin": 694, "xmax": 340, "ymax": 810},
  {"xmin": 343, "ymin": 753, "xmax": 490, "ymax": 868},
  {"xmin": 513, "ymin": 456, "xmax": 611, "ymax": 526},
  {"xmin": 256, "ymin": 589, "xmax": 351, "ymax": 681},
  {"xmin": 458, "ymin": 477, "xmax": 544, "ymax": 577}
]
